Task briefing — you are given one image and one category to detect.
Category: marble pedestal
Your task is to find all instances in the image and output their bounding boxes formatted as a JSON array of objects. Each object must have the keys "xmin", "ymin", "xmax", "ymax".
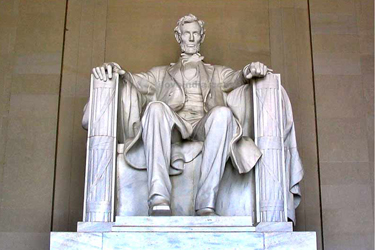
[{"xmin": 51, "ymin": 217, "xmax": 317, "ymax": 250}]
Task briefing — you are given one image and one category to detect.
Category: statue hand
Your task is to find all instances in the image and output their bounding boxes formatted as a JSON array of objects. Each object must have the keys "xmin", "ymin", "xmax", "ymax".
[
  {"xmin": 92, "ymin": 62, "xmax": 126, "ymax": 81},
  {"xmin": 243, "ymin": 62, "xmax": 272, "ymax": 79}
]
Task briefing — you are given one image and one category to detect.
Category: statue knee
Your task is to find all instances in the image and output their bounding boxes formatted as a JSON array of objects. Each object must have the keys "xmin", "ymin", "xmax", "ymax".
[
  {"xmin": 146, "ymin": 102, "xmax": 168, "ymax": 116},
  {"xmin": 142, "ymin": 102, "xmax": 170, "ymax": 127},
  {"xmin": 210, "ymin": 106, "xmax": 234, "ymax": 123}
]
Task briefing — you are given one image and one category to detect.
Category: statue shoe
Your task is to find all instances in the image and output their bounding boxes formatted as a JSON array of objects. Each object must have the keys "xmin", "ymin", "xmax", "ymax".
[
  {"xmin": 196, "ymin": 208, "xmax": 218, "ymax": 216},
  {"xmin": 148, "ymin": 195, "xmax": 172, "ymax": 216}
]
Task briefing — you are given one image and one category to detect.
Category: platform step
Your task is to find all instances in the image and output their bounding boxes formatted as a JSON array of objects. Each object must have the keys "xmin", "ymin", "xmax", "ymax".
[
  {"xmin": 112, "ymin": 226, "xmax": 256, "ymax": 232},
  {"xmin": 114, "ymin": 216, "xmax": 253, "ymax": 227},
  {"xmin": 77, "ymin": 218, "xmax": 293, "ymax": 233},
  {"xmin": 59, "ymin": 218, "xmax": 314, "ymax": 250},
  {"xmin": 51, "ymin": 231, "xmax": 317, "ymax": 250}
]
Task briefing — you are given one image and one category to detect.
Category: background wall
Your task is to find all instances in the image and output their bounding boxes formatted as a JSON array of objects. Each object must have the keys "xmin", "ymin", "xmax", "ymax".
[
  {"xmin": 0, "ymin": 0, "xmax": 373, "ymax": 250},
  {"xmin": 309, "ymin": 0, "xmax": 374, "ymax": 249},
  {"xmin": 0, "ymin": 1, "xmax": 66, "ymax": 249}
]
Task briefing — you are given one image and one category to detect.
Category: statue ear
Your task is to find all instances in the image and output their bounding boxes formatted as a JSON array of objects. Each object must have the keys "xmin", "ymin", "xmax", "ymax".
[
  {"xmin": 200, "ymin": 33, "xmax": 206, "ymax": 44},
  {"xmin": 174, "ymin": 32, "xmax": 181, "ymax": 44}
]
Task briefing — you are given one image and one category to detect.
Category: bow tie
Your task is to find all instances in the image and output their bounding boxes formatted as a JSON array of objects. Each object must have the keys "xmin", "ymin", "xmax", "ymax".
[{"xmin": 181, "ymin": 53, "xmax": 204, "ymax": 65}]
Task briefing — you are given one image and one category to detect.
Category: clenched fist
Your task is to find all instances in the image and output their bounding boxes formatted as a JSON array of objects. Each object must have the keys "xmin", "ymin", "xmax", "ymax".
[{"xmin": 243, "ymin": 62, "xmax": 272, "ymax": 79}]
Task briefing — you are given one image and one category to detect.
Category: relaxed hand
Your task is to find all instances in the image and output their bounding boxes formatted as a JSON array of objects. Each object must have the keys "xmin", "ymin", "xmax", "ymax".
[{"xmin": 92, "ymin": 62, "xmax": 125, "ymax": 81}]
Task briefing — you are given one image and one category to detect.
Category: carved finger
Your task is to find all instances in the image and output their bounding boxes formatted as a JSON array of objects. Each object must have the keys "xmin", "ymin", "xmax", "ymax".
[
  {"xmin": 259, "ymin": 64, "xmax": 264, "ymax": 75},
  {"xmin": 100, "ymin": 67, "xmax": 107, "ymax": 81},
  {"xmin": 107, "ymin": 65, "xmax": 113, "ymax": 79},
  {"xmin": 92, "ymin": 68, "xmax": 99, "ymax": 79},
  {"xmin": 264, "ymin": 65, "xmax": 268, "ymax": 75},
  {"xmin": 118, "ymin": 69, "xmax": 126, "ymax": 75},
  {"xmin": 256, "ymin": 62, "xmax": 261, "ymax": 75},
  {"xmin": 250, "ymin": 62, "xmax": 255, "ymax": 70},
  {"xmin": 242, "ymin": 64, "xmax": 249, "ymax": 77},
  {"xmin": 96, "ymin": 67, "xmax": 103, "ymax": 80},
  {"xmin": 250, "ymin": 64, "xmax": 256, "ymax": 76}
]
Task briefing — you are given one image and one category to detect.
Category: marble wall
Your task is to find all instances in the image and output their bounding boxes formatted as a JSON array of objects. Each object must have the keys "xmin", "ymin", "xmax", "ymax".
[
  {"xmin": 0, "ymin": 0, "xmax": 373, "ymax": 250},
  {"xmin": 0, "ymin": 0, "xmax": 67, "ymax": 249},
  {"xmin": 309, "ymin": 0, "xmax": 374, "ymax": 249},
  {"xmin": 268, "ymin": 1, "xmax": 323, "ymax": 244},
  {"xmin": 52, "ymin": 0, "xmax": 108, "ymax": 232}
]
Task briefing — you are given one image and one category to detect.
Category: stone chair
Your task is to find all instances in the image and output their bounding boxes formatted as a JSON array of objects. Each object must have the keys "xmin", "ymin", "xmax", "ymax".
[{"xmin": 82, "ymin": 73, "xmax": 303, "ymax": 224}]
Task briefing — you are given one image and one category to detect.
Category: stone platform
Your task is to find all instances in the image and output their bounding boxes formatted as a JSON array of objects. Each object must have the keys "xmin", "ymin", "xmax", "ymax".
[{"xmin": 50, "ymin": 217, "xmax": 317, "ymax": 250}]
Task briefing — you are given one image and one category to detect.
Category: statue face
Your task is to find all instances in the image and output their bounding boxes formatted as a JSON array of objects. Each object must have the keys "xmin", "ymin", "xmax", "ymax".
[{"xmin": 179, "ymin": 21, "xmax": 202, "ymax": 54}]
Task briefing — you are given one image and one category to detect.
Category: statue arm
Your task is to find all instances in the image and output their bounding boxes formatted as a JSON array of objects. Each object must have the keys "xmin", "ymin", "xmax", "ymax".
[
  {"xmin": 82, "ymin": 64, "xmax": 158, "ymax": 131},
  {"xmin": 92, "ymin": 62, "xmax": 161, "ymax": 96},
  {"xmin": 124, "ymin": 67, "xmax": 161, "ymax": 96},
  {"xmin": 220, "ymin": 62, "xmax": 270, "ymax": 93},
  {"xmin": 219, "ymin": 66, "xmax": 247, "ymax": 93}
]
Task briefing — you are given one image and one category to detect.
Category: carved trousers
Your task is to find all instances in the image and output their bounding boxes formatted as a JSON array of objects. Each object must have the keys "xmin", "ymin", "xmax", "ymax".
[{"xmin": 141, "ymin": 101, "xmax": 236, "ymax": 211}]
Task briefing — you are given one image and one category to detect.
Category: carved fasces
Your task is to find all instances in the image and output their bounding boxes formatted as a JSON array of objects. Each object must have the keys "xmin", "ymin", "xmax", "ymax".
[
  {"xmin": 252, "ymin": 74, "xmax": 288, "ymax": 222},
  {"xmin": 83, "ymin": 73, "xmax": 119, "ymax": 222}
]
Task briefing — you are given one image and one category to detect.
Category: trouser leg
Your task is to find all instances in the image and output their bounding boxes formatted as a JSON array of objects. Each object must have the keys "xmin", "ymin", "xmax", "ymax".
[
  {"xmin": 192, "ymin": 106, "xmax": 236, "ymax": 211},
  {"xmin": 141, "ymin": 102, "xmax": 191, "ymax": 205}
]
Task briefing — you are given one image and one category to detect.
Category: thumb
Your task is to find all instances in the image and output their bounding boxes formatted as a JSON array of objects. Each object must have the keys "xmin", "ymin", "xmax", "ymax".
[
  {"xmin": 245, "ymin": 73, "xmax": 253, "ymax": 79},
  {"xmin": 113, "ymin": 67, "xmax": 126, "ymax": 75}
]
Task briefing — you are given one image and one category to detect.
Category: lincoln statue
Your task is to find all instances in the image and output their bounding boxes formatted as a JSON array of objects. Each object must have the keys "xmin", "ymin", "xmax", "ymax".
[{"xmin": 84, "ymin": 14, "xmax": 302, "ymax": 218}]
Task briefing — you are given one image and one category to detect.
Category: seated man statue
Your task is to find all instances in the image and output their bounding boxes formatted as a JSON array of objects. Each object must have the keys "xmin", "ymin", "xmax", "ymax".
[{"xmin": 90, "ymin": 14, "xmax": 271, "ymax": 216}]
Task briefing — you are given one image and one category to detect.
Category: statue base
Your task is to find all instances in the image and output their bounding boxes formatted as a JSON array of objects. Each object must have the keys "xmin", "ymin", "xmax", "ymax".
[{"xmin": 50, "ymin": 217, "xmax": 317, "ymax": 250}]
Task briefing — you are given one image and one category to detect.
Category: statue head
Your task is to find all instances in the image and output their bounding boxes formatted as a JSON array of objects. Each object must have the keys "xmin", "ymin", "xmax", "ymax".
[{"xmin": 174, "ymin": 14, "xmax": 206, "ymax": 55}]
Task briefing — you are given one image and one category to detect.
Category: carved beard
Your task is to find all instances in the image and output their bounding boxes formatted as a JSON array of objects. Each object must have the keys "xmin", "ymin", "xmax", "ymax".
[{"xmin": 180, "ymin": 43, "xmax": 201, "ymax": 54}]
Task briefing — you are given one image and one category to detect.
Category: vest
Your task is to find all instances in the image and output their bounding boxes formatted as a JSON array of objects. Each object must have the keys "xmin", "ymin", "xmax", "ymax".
[{"xmin": 177, "ymin": 66, "xmax": 205, "ymax": 127}]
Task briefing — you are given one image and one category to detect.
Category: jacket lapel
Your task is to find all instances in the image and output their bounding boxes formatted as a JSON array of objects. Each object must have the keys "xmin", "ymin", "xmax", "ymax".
[
  {"xmin": 198, "ymin": 62, "xmax": 214, "ymax": 101},
  {"xmin": 167, "ymin": 60, "xmax": 184, "ymax": 89}
]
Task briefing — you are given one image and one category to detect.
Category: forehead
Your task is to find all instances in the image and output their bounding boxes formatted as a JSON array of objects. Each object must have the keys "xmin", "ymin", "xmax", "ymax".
[{"xmin": 181, "ymin": 21, "xmax": 201, "ymax": 33}]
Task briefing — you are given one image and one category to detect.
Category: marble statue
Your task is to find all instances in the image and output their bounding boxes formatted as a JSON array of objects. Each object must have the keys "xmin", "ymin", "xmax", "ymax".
[{"xmin": 82, "ymin": 14, "xmax": 304, "ymax": 223}]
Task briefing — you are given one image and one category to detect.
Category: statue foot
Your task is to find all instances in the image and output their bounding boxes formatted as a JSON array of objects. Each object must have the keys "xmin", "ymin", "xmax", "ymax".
[
  {"xmin": 196, "ymin": 208, "xmax": 218, "ymax": 216},
  {"xmin": 148, "ymin": 195, "xmax": 172, "ymax": 216},
  {"xmin": 149, "ymin": 203, "xmax": 172, "ymax": 216}
]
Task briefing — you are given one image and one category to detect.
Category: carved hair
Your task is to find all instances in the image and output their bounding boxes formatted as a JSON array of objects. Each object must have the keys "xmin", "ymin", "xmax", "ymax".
[{"xmin": 174, "ymin": 14, "xmax": 206, "ymax": 43}]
